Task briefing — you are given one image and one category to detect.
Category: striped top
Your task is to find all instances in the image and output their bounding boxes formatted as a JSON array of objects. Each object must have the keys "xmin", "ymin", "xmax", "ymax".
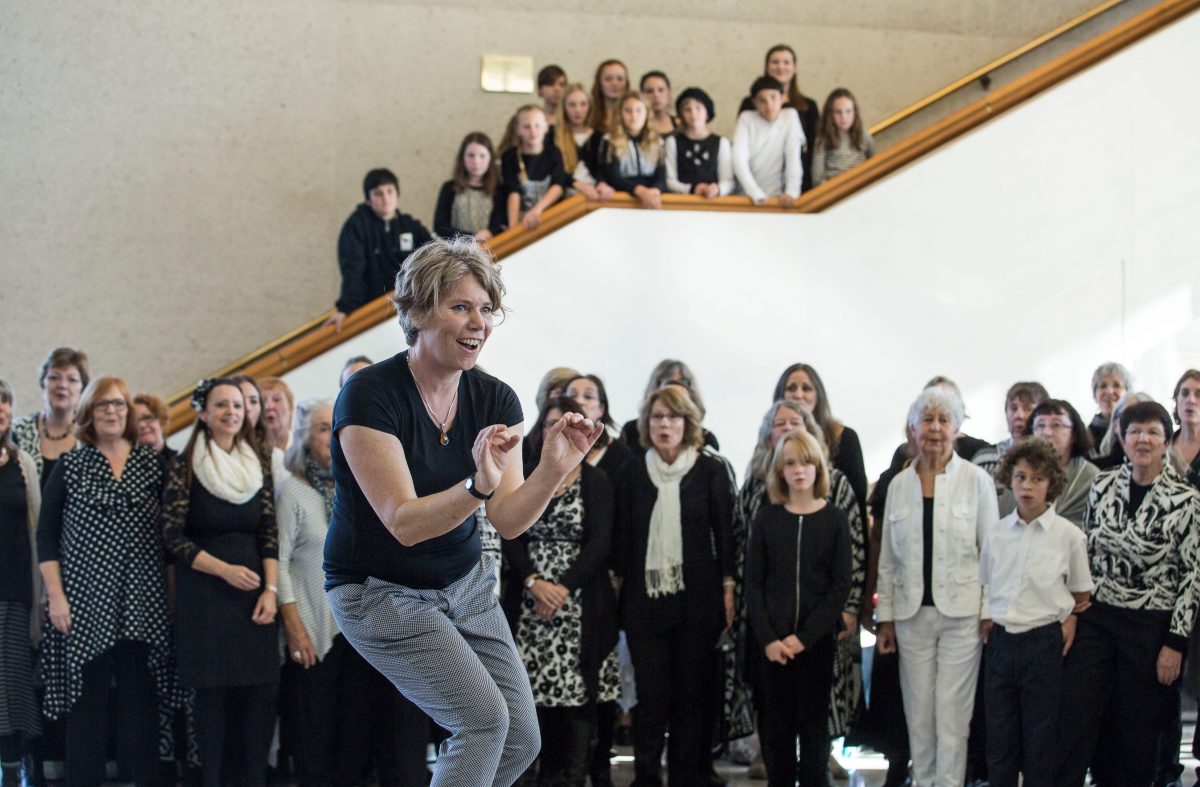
[
  {"xmin": 277, "ymin": 478, "xmax": 339, "ymax": 661},
  {"xmin": 811, "ymin": 131, "xmax": 876, "ymax": 186}
]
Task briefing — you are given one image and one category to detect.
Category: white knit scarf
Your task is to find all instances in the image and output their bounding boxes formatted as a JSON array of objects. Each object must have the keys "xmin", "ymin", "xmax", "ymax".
[
  {"xmin": 192, "ymin": 432, "xmax": 264, "ymax": 505},
  {"xmin": 644, "ymin": 446, "xmax": 698, "ymax": 597}
]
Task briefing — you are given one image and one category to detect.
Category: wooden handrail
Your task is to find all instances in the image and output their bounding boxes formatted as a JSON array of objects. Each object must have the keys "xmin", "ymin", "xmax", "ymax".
[
  {"xmin": 868, "ymin": 0, "xmax": 1128, "ymax": 136},
  {"xmin": 166, "ymin": 0, "xmax": 1200, "ymax": 434}
]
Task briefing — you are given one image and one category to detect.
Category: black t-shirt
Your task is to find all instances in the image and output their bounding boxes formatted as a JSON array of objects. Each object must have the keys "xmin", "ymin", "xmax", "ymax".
[
  {"xmin": 0, "ymin": 457, "xmax": 31, "ymax": 604},
  {"xmin": 501, "ymin": 147, "xmax": 568, "ymax": 211},
  {"xmin": 324, "ymin": 352, "xmax": 523, "ymax": 590},
  {"xmin": 1129, "ymin": 479, "xmax": 1152, "ymax": 516}
]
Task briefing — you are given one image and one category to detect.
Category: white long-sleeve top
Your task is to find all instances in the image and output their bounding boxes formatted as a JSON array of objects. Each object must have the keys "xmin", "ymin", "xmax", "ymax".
[{"xmin": 732, "ymin": 107, "xmax": 804, "ymax": 201}]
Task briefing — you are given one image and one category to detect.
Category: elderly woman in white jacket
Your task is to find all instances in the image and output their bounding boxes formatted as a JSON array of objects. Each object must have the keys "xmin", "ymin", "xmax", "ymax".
[{"xmin": 876, "ymin": 387, "xmax": 999, "ymax": 787}]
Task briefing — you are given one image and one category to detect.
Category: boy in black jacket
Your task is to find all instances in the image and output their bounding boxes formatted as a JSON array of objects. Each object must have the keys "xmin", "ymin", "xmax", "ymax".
[{"xmin": 327, "ymin": 168, "xmax": 432, "ymax": 331}]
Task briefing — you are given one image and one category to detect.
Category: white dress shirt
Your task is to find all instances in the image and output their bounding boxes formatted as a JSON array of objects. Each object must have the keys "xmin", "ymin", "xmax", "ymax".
[{"xmin": 980, "ymin": 504, "xmax": 1094, "ymax": 633}]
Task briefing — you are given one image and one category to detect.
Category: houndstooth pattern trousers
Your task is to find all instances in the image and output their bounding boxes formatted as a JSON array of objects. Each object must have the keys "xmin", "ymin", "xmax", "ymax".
[{"xmin": 328, "ymin": 556, "xmax": 540, "ymax": 787}]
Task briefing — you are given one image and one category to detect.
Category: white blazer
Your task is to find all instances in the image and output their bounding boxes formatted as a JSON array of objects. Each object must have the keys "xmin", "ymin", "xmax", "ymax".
[{"xmin": 876, "ymin": 453, "xmax": 999, "ymax": 621}]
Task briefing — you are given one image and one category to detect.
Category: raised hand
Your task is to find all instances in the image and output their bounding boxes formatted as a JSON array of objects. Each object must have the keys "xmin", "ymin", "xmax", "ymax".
[
  {"xmin": 473, "ymin": 424, "xmax": 520, "ymax": 492},
  {"xmin": 538, "ymin": 412, "xmax": 604, "ymax": 477}
]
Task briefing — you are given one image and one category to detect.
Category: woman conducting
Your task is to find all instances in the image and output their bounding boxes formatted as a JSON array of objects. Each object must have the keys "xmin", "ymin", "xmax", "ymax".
[{"xmin": 323, "ymin": 237, "xmax": 602, "ymax": 787}]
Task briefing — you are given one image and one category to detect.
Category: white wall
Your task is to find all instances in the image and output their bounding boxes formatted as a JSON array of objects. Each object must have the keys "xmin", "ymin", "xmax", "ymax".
[
  {"xmin": 266, "ymin": 10, "xmax": 1200, "ymax": 482},
  {"xmin": 1, "ymin": 0, "xmax": 1097, "ymax": 403}
]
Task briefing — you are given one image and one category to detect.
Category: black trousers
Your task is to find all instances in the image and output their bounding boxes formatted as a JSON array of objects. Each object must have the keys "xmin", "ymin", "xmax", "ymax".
[
  {"xmin": 193, "ymin": 681, "xmax": 278, "ymax": 787},
  {"xmin": 985, "ymin": 623, "xmax": 1062, "ymax": 787},
  {"xmin": 589, "ymin": 699, "xmax": 617, "ymax": 782},
  {"xmin": 527, "ymin": 705, "xmax": 594, "ymax": 786},
  {"xmin": 344, "ymin": 640, "xmax": 430, "ymax": 787},
  {"xmin": 758, "ymin": 635, "xmax": 835, "ymax": 787},
  {"xmin": 627, "ymin": 623, "xmax": 720, "ymax": 785},
  {"xmin": 65, "ymin": 640, "xmax": 157, "ymax": 787},
  {"xmin": 1055, "ymin": 603, "xmax": 1174, "ymax": 787}
]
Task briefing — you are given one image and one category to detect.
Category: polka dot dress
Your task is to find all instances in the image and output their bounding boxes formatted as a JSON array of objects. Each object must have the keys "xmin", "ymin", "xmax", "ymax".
[{"xmin": 39, "ymin": 444, "xmax": 176, "ymax": 720}]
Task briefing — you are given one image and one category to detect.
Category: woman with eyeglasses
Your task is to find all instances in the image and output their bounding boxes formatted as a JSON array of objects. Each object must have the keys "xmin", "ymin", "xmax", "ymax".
[
  {"xmin": 1013, "ymin": 399, "xmax": 1098, "ymax": 525},
  {"xmin": 36, "ymin": 376, "xmax": 172, "ymax": 787},
  {"xmin": 1055, "ymin": 401, "xmax": 1200, "ymax": 784},
  {"xmin": 614, "ymin": 385, "xmax": 734, "ymax": 785},
  {"xmin": 11, "ymin": 348, "xmax": 89, "ymax": 489}
]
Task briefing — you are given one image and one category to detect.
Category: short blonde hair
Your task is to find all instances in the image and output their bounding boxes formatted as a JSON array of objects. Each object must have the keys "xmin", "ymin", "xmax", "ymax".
[
  {"xmin": 637, "ymin": 385, "xmax": 704, "ymax": 451},
  {"xmin": 767, "ymin": 430, "xmax": 830, "ymax": 504},
  {"xmin": 75, "ymin": 375, "xmax": 138, "ymax": 445},
  {"xmin": 390, "ymin": 237, "xmax": 508, "ymax": 344},
  {"xmin": 259, "ymin": 377, "xmax": 295, "ymax": 410}
]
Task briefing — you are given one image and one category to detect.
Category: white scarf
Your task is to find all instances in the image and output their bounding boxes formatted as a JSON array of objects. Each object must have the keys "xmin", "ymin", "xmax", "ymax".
[
  {"xmin": 644, "ymin": 446, "xmax": 698, "ymax": 597},
  {"xmin": 192, "ymin": 432, "xmax": 264, "ymax": 505}
]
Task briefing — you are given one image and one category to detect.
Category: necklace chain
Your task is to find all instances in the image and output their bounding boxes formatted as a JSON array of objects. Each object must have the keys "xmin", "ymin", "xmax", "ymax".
[
  {"xmin": 407, "ymin": 354, "xmax": 457, "ymax": 446},
  {"xmin": 40, "ymin": 412, "xmax": 72, "ymax": 441}
]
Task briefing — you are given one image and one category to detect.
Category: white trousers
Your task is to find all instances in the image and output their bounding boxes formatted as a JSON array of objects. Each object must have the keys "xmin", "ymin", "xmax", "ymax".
[{"xmin": 894, "ymin": 606, "xmax": 982, "ymax": 787}]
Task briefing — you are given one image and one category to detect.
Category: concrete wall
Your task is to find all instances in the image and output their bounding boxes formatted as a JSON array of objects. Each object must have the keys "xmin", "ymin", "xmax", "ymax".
[{"xmin": 1, "ymin": 0, "xmax": 1100, "ymax": 405}]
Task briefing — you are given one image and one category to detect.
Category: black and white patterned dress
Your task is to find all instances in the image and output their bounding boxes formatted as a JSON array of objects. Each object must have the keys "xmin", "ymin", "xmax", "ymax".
[
  {"xmin": 514, "ymin": 478, "xmax": 619, "ymax": 707},
  {"xmin": 37, "ymin": 443, "xmax": 176, "ymax": 719}
]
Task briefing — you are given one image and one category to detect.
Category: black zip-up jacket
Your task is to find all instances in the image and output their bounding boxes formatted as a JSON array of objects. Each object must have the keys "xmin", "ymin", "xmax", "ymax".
[
  {"xmin": 745, "ymin": 502, "xmax": 851, "ymax": 651},
  {"xmin": 335, "ymin": 203, "xmax": 432, "ymax": 314}
]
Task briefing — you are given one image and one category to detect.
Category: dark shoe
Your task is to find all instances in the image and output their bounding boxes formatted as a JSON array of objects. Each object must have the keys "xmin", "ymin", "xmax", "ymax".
[
  {"xmin": 589, "ymin": 770, "xmax": 613, "ymax": 787},
  {"xmin": 22, "ymin": 753, "xmax": 46, "ymax": 787},
  {"xmin": 613, "ymin": 725, "xmax": 633, "ymax": 747}
]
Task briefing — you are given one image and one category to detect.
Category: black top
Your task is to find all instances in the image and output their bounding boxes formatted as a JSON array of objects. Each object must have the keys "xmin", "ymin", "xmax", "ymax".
[
  {"xmin": 501, "ymin": 147, "xmax": 568, "ymax": 212},
  {"xmin": 595, "ymin": 438, "xmax": 632, "ymax": 483},
  {"xmin": 1129, "ymin": 479, "xmax": 1151, "ymax": 516},
  {"xmin": 613, "ymin": 453, "xmax": 735, "ymax": 636},
  {"xmin": 335, "ymin": 203, "xmax": 433, "ymax": 314},
  {"xmin": 324, "ymin": 352, "xmax": 523, "ymax": 590},
  {"xmin": 832, "ymin": 426, "xmax": 867, "ymax": 510},
  {"xmin": 432, "ymin": 181, "xmax": 507, "ymax": 239},
  {"xmin": 573, "ymin": 130, "xmax": 606, "ymax": 187},
  {"xmin": 670, "ymin": 132, "xmax": 723, "ymax": 189},
  {"xmin": 599, "ymin": 137, "xmax": 666, "ymax": 195},
  {"xmin": 738, "ymin": 93, "xmax": 819, "ymax": 191},
  {"xmin": 1088, "ymin": 414, "xmax": 1109, "ymax": 452},
  {"xmin": 744, "ymin": 502, "xmax": 851, "ymax": 650},
  {"xmin": 0, "ymin": 457, "xmax": 31, "ymax": 604},
  {"xmin": 41, "ymin": 456, "xmax": 58, "ymax": 490},
  {"xmin": 921, "ymin": 497, "xmax": 935, "ymax": 606}
]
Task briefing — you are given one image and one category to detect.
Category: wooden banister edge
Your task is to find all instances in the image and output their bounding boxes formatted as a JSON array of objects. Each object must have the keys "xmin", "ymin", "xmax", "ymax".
[
  {"xmin": 868, "ymin": 0, "xmax": 1128, "ymax": 136},
  {"xmin": 165, "ymin": 0, "xmax": 1199, "ymax": 435}
]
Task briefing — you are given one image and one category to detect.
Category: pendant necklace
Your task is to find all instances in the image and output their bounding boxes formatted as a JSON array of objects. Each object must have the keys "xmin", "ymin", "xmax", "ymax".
[
  {"xmin": 40, "ymin": 412, "xmax": 72, "ymax": 441},
  {"xmin": 408, "ymin": 354, "xmax": 457, "ymax": 446}
]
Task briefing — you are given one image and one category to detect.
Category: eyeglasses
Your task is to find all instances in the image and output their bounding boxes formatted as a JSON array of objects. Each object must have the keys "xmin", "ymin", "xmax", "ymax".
[
  {"xmin": 137, "ymin": 413, "xmax": 159, "ymax": 424},
  {"xmin": 649, "ymin": 413, "xmax": 684, "ymax": 422},
  {"xmin": 1126, "ymin": 428, "xmax": 1165, "ymax": 441},
  {"xmin": 1035, "ymin": 421, "xmax": 1073, "ymax": 431},
  {"xmin": 94, "ymin": 399, "xmax": 128, "ymax": 412},
  {"xmin": 46, "ymin": 372, "xmax": 83, "ymax": 386}
]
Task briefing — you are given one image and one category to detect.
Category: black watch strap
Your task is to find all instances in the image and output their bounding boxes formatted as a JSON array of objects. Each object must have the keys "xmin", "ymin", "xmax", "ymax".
[{"xmin": 465, "ymin": 474, "xmax": 494, "ymax": 501}]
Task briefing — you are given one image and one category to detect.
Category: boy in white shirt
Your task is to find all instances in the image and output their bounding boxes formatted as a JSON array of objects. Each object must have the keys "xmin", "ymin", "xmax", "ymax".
[
  {"xmin": 732, "ymin": 76, "xmax": 804, "ymax": 205},
  {"xmin": 980, "ymin": 438, "xmax": 1093, "ymax": 787}
]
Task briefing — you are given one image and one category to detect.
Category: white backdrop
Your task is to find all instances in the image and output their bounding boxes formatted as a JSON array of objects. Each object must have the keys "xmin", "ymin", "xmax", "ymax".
[{"xmin": 266, "ymin": 11, "xmax": 1200, "ymax": 482}]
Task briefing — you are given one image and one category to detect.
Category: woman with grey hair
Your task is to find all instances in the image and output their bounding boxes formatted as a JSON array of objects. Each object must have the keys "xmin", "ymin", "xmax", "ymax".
[
  {"xmin": 1087, "ymin": 362, "xmax": 1134, "ymax": 452},
  {"xmin": 876, "ymin": 388, "xmax": 999, "ymax": 787},
  {"xmin": 619, "ymin": 359, "xmax": 720, "ymax": 451},
  {"xmin": 0, "ymin": 379, "xmax": 43, "ymax": 785},
  {"xmin": 324, "ymin": 236, "xmax": 603, "ymax": 786}
]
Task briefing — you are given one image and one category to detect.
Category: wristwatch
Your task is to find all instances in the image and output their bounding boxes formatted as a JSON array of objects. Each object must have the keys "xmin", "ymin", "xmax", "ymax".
[
  {"xmin": 465, "ymin": 474, "xmax": 494, "ymax": 501},
  {"xmin": 524, "ymin": 574, "xmax": 540, "ymax": 590}
]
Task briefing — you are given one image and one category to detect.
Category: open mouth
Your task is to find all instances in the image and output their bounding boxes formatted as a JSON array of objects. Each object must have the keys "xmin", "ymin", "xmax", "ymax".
[{"xmin": 457, "ymin": 338, "xmax": 482, "ymax": 351}]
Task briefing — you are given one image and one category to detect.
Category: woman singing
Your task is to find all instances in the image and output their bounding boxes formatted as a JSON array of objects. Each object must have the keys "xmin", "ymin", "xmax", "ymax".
[{"xmin": 323, "ymin": 237, "xmax": 602, "ymax": 787}]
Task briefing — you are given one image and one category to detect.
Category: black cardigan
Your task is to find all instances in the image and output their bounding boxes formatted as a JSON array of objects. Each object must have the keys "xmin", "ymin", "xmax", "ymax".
[
  {"xmin": 501, "ymin": 464, "xmax": 618, "ymax": 698},
  {"xmin": 431, "ymin": 181, "xmax": 506, "ymax": 239},
  {"xmin": 613, "ymin": 452, "xmax": 734, "ymax": 637},
  {"xmin": 744, "ymin": 502, "xmax": 850, "ymax": 651}
]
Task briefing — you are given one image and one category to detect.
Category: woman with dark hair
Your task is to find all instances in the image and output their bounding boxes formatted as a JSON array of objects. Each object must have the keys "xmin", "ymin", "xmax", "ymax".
[
  {"xmin": 231, "ymin": 374, "xmax": 290, "ymax": 488},
  {"xmin": 737, "ymin": 44, "xmax": 818, "ymax": 191},
  {"xmin": 11, "ymin": 347, "xmax": 89, "ymax": 488},
  {"xmin": 1056, "ymin": 401, "xmax": 1200, "ymax": 785},
  {"xmin": 615, "ymin": 384, "xmax": 734, "ymax": 786},
  {"xmin": 434, "ymin": 131, "xmax": 507, "ymax": 240},
  {"xmin": 1093, "ymin": 391, "xmax": 1154, "ymax": 471},
  {"xmin": 1170, "ymin": 369, "xmax": 1200, "ymax": 487},
  {"xmin": 1018, "ymin": 398, "xmax": 1098, "ymax": 525},
  {"xmin": 773, "ymin": 363, "xmax": 866, "ymax": 507},
  {"xmin": 324, "ymin": 237, "xmax": 602, "ymax": 785},
  {"xmin": 0, "ymin": 379, "xmax": 42, "ymax": 786},
  {"xmin": 505, "ymin": 395, "xmax": 620, "ymax": 786},
  {"xmin": 160, "ymin": 378, "xmax": 278, "ymax": 787},
  {"xmin": 37, "ymin": 375, "xmax": 173, "ymax": 787},
  {"xmin": 564, "ymin": 374, "xmax": 631, "ymax": 482}
]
